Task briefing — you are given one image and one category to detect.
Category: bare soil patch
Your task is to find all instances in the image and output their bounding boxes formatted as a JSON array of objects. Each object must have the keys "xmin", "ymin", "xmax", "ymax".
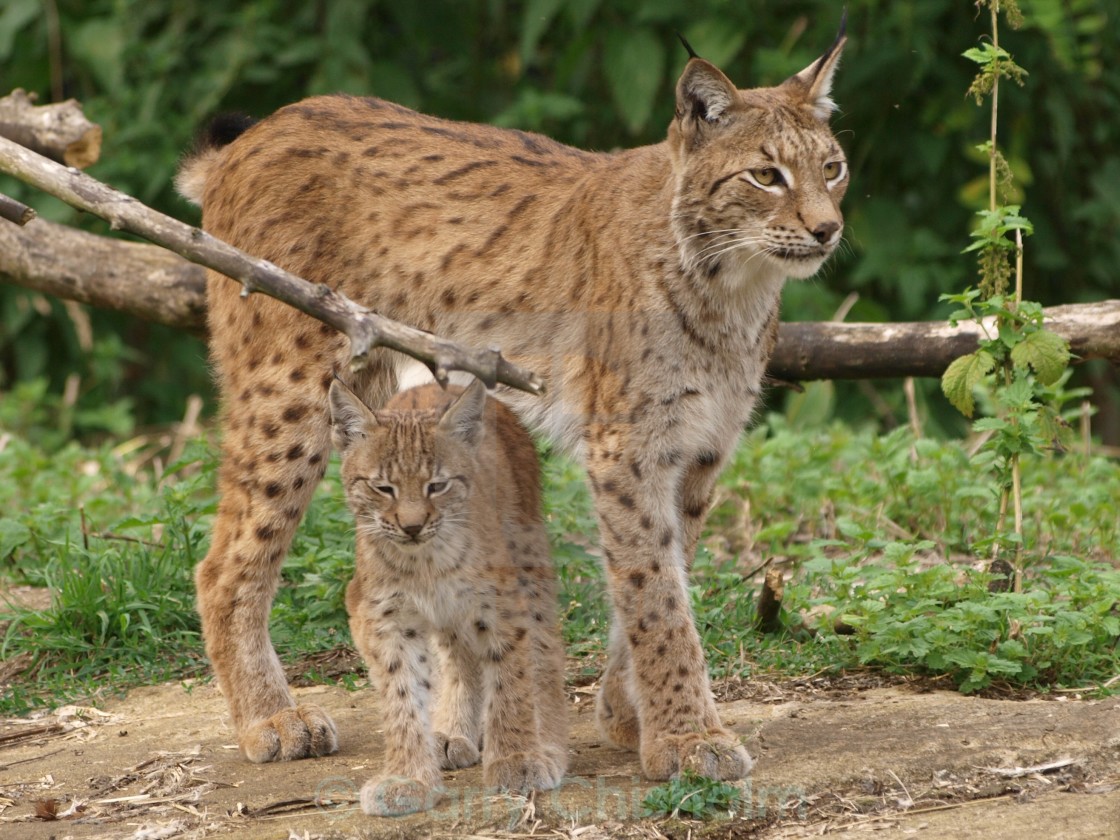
[{"xmin": 1, "ymin": 677, "xmax": 1117, "ymax": 839}]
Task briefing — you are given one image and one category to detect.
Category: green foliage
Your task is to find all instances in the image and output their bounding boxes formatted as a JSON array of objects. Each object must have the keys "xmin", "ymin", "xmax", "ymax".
[
  {"xmin": 3, "ymin": 1, "xmax": 1118, "ymax": 436},
  {"xmin": 792, "ymin": 551, "xmax": 1120, "ymax": 694},
  {"xmin": 3, "ymin": 404, "xmax": 1119, "ymax": 713},
  {"xmin": 642, "ymin": 769, "xmax": 745, "ymax": 819}
]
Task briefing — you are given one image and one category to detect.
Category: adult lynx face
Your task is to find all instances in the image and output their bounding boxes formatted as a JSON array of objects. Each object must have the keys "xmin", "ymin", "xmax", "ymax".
[
  {"xmin": 669, "ymin": 54, "xmax": 848, "ymax": 284},
  {"xmin": 179, "ymin": 19, "xmax": 848, "ymax": 785}
]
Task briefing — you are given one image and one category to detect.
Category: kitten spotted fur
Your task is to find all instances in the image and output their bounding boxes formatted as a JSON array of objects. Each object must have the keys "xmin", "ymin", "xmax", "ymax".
[{"xmin": 331, "ymin": 380, "xmax": 566, "ymax": 815}]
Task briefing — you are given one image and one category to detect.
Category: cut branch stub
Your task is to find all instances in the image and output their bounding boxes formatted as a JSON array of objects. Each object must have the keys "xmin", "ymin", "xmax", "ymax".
[
  {"xmin": 0, "ymin": 192, "xmax": 35, "ymax": 225},
  {"xmin": 0, "ymin": 89, "xmax": 101, "ymax": 169},
  {"xmin": 0, "ymin": 133, "xmax": 545, "ymax": 396}
]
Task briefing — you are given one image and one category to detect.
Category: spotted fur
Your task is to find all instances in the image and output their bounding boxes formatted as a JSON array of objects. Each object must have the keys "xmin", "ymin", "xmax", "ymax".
[
  {"xmin": 180, "ymin": 28, "xmax": 848, "ymax": 781},
  {"xmin": 330, "ymin": 380, "xmax": 566, "ymax": 815}
]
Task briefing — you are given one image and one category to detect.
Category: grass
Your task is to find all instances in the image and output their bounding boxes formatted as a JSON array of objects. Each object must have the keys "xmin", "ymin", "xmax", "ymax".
[{"xmin": 1, "ymin": 396, "xmax": 1118, "ymax": 715}]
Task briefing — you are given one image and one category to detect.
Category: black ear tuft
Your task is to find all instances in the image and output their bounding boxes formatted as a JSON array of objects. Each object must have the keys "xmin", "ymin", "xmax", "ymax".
[{"xmin": 676, "ymin": 32, "xmax": 701, "ymax": 61}]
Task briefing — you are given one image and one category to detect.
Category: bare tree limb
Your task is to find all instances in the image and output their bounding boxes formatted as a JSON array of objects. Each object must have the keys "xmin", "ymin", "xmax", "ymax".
[
  {"xmin": 0, "ymin": 216, "xmax": 206, "ymax": 333},
  {"xmin": 0, "ymin": 134, "xmax": 545, "ymax": 395},
  {"xmin": 3, "ymin": 208, "xmax": 1117, "ymax": 379},
  {"xmin": 770, "ymin": 302, "xmax": 1120, "ymax": 378},
  {"xmin": 0, "ymin": 192, "xmax": 35, "ymax": 225},
  {"xmin": 0, "ymin": 90, "xmax": 101, "ymax": 169}
]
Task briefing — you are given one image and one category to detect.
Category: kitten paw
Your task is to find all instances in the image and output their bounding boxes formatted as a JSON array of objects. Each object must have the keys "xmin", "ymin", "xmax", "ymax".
[
  {"xmin": 436, "ymin": 732, "xmax": 481, "ymax": 770},
  {"xmin": 240, "ymin": 704, "xmax": 339, "ymax": 763},
  {"xmin": 484, "ymin": 750, "xmax": 565, "ymax": 792},
  {"xmin": 640, "ymin": 729, "xmax": 753, "ymax": 781},
  {"xmin": 596, "ymin": 681, "xmax": 641, "ymax": 751},
  {"xmin": 360, "ymin": 775, "xmax": 446, "ymax": 817}
]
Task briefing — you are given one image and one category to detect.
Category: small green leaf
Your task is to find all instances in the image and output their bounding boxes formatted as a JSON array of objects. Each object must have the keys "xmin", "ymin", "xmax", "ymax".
[
  {"xmin": 603, "ymin": 28, "xmax": 666, "ymax": 135},
  {"xmin": 0, "ymin": 518, "xmax": 31, "ymax": 560},
  {"xmin": 1009, "ymin": 329, "xmax": 1071, "ymax": 386},
  {"xmin": 941, "ymin": 350, "xmax": 995, "ymax": 417}
]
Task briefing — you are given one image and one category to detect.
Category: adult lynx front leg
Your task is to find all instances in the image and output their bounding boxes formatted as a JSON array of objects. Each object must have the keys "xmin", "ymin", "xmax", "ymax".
[{"xmin": 587, "ymin": 414, "xmax": 751, "ymax": 780}]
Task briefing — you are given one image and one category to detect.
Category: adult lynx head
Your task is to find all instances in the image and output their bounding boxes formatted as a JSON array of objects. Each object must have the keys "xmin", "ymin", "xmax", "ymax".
[{"xmin": 668, "ymin": 28, "xmax": 848, "ymax": 284}]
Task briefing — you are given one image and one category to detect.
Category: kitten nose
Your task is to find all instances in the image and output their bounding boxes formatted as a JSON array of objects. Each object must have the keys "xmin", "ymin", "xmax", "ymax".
[
  {"xmin": 401, "ymin": 523, "xmax": 424, "ymax": 539},
  {"xmin": 811, "ymin": 220, "xmax": 840, "ymax": 244}
]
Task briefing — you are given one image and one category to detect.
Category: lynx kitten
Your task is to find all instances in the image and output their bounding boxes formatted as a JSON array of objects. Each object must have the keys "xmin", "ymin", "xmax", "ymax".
[
  {"xmin": 179, "ymin": 20, "xmax": 847, "ymax": 781},
  {"xmin": 329, "ymin": 379, "xmax": 567, "ymax": 816}
]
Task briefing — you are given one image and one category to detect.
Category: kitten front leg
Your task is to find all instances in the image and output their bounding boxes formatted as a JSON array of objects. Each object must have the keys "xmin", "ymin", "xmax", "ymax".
[
  {"xmin": 347, "ymin": 580, "xmax": 444, "ymax": 816},
  {"xmin": 479, "ymin": 614, "xmax": 565, "ymax": 792},
  {"xmin": 588, "ymin": 456, "xmax": 752, "ymax": 781},
  {"xmin": 433, "ymin": 629, "xmax": 483, "ymax": 770}
]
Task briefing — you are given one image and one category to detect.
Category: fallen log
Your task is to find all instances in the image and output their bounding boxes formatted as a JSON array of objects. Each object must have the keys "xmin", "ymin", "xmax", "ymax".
[{"xmin": 2, "ymin": 214, "xmax": 1116, "ymax": 379}]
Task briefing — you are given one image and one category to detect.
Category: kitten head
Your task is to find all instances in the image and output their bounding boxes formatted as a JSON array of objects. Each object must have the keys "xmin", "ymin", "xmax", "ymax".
[
  {"xmin": 667, "ymin": 19, "xmax": 849, "ymax": 284},
  {"xmin": 329, "ymin": 379, "xmax": 487, "ymax": 554}
]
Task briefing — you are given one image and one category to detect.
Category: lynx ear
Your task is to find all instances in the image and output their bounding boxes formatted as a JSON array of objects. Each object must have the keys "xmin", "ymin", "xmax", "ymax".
[
  {"xmin": 784, "ymin": 14, "xmax": 847, "ymax": 120},
  {"xmin": 328, "ymin": 378, "xmax": 376, "ymax": 452},
  {"xmin": 675, "ymin": 58, "xmax": 740, "ymax": 126},
  {"xmin": 438, "ymin": 378, "xmax": 487, "ymax": 447}
]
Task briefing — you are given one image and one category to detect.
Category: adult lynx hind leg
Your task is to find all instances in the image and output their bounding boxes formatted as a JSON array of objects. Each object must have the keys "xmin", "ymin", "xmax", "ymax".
[
  {"xmin": 197, "ymin": 288, "xmax": 354, "ymax": 762},
  {"xmin": 182, "ymin": 118, "xmax": 397, "ymax": 762}
]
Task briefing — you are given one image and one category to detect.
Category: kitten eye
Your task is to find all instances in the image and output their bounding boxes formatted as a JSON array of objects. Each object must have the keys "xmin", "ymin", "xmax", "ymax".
[
  {"xmin": 371, "ymin": 482, "xmax": 396, "ymax": 497},
  {"xmin": 750, "ymin": 167, "xmax": 783, "ymax": 187},
  {"xmin": 823, "ymin": 160, "xmax": 846, "ymax": 181},
  {"xmin": 426, "ymin": 480, "xmax": 449, "ymax": 496}
]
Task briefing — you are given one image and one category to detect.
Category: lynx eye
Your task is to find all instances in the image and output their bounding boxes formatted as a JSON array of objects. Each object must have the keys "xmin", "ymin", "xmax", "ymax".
[
  {"xmin": 426, "ymin": 480, "xmax": 449, "ymax": 496},
  {"xmin": 750, "ymin": 167, "xmax": 782, "ymax": 187},
  {"xmin": 823, "ymin": 160, "xmax": 845, "ymax": 181},
  {"xmin": 371, "ymin": 482, "xmax": 396, "ymax": 497}
]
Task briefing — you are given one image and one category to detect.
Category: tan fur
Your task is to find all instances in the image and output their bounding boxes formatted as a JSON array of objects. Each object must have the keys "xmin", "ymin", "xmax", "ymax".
[
  {"xmin": 183, "ymin": 30, "xmax": 848, "ymax": 781},
  {"xmin": 330, "ymin": 380, "xmax": 566, "ymax": 815}
]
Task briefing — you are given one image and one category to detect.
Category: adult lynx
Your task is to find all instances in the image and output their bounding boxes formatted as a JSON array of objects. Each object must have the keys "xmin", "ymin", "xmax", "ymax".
[
  {"xmin": 330, "ymin": 379, "xmax": 566, "ymax": 815},
  {"xmin": 179, "ymin": 23, "xmax": 847, "ymax": 781}
]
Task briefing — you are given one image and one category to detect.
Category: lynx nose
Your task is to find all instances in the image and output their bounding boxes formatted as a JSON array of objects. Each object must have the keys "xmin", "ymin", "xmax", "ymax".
[
  {"xmin": 401, "ymin": 522, "xmax": 424, "ymax": 539},
  {"xmin": 811, "ymin": 220, "xmax": 840, "ymax": 244}
]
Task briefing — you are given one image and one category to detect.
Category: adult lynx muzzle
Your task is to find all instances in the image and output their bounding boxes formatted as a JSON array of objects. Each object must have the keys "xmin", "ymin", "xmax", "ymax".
[{"xmin": 178, "ymin": 23, "xmax": 848, "ymax": 781}]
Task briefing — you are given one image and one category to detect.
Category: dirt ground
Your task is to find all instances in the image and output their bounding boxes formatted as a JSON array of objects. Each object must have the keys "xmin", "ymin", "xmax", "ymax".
[{"xmin": 1, "ymin": 674, "xmax": 1118, "ymax": 840}]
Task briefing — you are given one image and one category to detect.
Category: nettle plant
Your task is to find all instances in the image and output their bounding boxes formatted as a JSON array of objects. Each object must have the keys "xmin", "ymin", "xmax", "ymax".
[{"xmin": 940, "ymin": 0, "xmax": 1072, "ymax": 587}]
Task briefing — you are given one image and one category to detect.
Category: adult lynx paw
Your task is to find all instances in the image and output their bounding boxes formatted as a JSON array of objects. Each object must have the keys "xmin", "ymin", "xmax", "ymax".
[
  {"xmin": 436, "ymin": 732, "xmax": 481, "ymax": 770},
  {"xmin": 484, "ymin": 750, "xmax": 565, "ymax": 792},
  {"xmin": 240, "ymin": 704, "xmax": 339, "ymax": 763},
  {"xmin": 360, "ymin": 775, "xmax": 446, "ymax": 817},
  {"xmin": 640, "ymin": 729, "xmax": 753, "ymax": 781}
]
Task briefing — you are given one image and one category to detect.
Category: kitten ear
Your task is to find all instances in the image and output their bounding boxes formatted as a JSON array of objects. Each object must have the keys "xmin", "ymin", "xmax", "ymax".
[
  {"xmin": 328, "ymin": 378, "xmax": 375, "ymax": 452},
  {"xmin": 675, "ymin": 58, "xmax": 739, "ymax": 127},
  {"xmin": 438, "ymin": 378, "xmax": 487, "ymax": 448},
  {"xmin": 783, "ymin": 14, "xmax": 847, "ymax": 120}
]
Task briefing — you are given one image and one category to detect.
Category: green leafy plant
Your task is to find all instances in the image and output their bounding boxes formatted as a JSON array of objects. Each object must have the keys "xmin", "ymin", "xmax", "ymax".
[
  {"xmin": 642, "ymin": 769, "xmax": 745, "ymax": 819},
  {"xmin": 791, "ymin": 549, "xmax": 1120, "ymax": 694},
  {"xmin": 940, "ymin": 0, "xmax": 1074, "ymax": 587}
]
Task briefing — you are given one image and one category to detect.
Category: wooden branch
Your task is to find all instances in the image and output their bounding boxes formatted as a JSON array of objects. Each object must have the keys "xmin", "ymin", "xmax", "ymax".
[
  {"xmin": 0, "ymin": 134, "xmax": 544, "ymax": 395},
  {"xmin": 4, "ymin": 210, "xmax": 1117, "ymax": 380},
  {"xmin": 0, "ymin": 217, "xmax": 207, "ymax": 333},
  {"xmin": 769, "ymin": 301, "xmax": 1120, "ymax": 379},
  {"xmin": 0, "ymin": 192, "xmax": 35, "ymax": 225},
  {"xmin": 755, "ymin": 567, "xmax": 784, "ymax": 634},
  {"xmin": 0, "ymin": 90, "xmax": 101, "ymax": 169}
]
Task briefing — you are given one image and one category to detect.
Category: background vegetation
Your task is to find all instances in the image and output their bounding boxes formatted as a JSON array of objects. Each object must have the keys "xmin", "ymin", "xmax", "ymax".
[
  {"xmin": 1, "ymin": 2, "xmax": 1118, "ymax": 714},
  {"xmin": 1, "ymin": 0, "xmax": 1118, "ymax": 438}
]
